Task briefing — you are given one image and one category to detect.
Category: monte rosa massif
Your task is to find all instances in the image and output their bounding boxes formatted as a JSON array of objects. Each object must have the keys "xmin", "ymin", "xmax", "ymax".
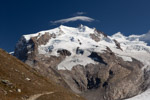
[{"xmin": 13, "ymin": 25, "xmax": 150, "ymax": 100}]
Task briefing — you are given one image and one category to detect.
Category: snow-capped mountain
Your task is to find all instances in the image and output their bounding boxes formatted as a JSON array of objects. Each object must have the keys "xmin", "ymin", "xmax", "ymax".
[
  {"xmin": 16, "ymin": 25, "xmax": 150, "ymax": 69},
  {"xmin": 14, "ymin": 25, "xmax": 150, "ymax": 100},
  {"xmin": 111, "ymin": 32, "xmax": 150, "ymax": 67},
  {"xmin": 15, "ymin": 25, "xmax": 109, "ymax": 70}
]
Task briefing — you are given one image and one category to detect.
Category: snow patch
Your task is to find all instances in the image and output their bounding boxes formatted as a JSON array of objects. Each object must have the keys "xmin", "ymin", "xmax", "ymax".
[
  {"xmin": 57, "ymin": 55, "xmax": 97, "ymax": 70},
  {"xmin": 9, "ymin": 51, "xmax": 14, "ymax": 55},
  {"xmin": 126, "ymin": 89, "xmax": 150, "ymax": 100},
  {"xmin": 117, "ymin": 55, "xmax": 132, "ymax": 62}
]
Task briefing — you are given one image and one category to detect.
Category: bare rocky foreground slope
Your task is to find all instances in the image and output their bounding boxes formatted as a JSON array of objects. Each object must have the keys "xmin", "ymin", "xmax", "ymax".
[
  {"xmin": 13, "ymin": 25, "xmax": 150, "ymax": 100},
  {"xmin": 0, "ymin": 49, "xmax": 85, "ymax": 100}
]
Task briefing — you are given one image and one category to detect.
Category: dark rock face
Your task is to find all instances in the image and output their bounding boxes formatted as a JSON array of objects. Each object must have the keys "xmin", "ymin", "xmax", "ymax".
[
  {"xmin": 90, "ymin": 29, "xmax": 107, "ymax": 42},
  {"xmin": 37, "ymin": 32, "xmax": 53, "ymax": 45},
  {"xmin": 90, "ymin": 34, "xmax": 101, "ymax": 42},
  {"xmin": 59, "ymin": 51, "xmax": 144, "ymax": 100},
  {"xmin": 57, "ymin": 49, "xmax": 71, "ymax": 56},
  {"xmin": 14, "ymin": 32, "xmax": 54, "ymax": 60},
  {"xmin": 76, "ymin": 47, "xmax": 84, "ymax": 55},
  {"xmin": 88, "ymin": 52, "xmax": 107, "ymax": 65},
  {"xmin": 113, "ymin": 39, "xmax": 123, "ymax": 50},
  {"xmin": 94, "ymin": 29, "xmax": 108, "ymax": 37}
]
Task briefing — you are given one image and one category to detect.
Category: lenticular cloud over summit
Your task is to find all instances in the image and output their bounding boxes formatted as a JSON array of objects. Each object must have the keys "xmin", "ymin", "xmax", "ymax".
[{"xmin": 50, "ymin": 16, "xmax": 95, "ymax": 24}]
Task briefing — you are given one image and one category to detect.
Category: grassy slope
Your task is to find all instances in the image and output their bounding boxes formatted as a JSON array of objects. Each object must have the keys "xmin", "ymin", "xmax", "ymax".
[{"xmin": 0, "ymin": 49, "xmax": 85, "ymax": 100}]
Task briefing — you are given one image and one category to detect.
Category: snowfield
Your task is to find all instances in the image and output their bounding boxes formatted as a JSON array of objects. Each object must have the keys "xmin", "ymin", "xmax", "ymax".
[{"xmin": 22, "ymin": 25, "xmax": 150, "ymax": 71}]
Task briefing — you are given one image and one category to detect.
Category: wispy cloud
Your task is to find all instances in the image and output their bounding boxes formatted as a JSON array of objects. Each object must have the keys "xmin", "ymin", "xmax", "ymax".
[
  {"xmin": 75, "ymin": 12, "xmax": 86, "ymax": 15},
  {"xmin": 140, "ymin": 31, "xmax": 150, "ymax": 42},
  {"xmin": 51, "ymin": 16, "xmax": 95, "ymax": 24}
]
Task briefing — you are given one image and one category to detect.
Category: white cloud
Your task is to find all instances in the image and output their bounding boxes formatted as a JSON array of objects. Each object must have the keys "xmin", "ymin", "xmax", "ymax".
[
  {"xmin": 51, "ymin": 16, "xmax": 95, "ymax": 24},
  {"xmin": 75, "ymin": 12, "xmax": 86, "ymax": 15},
  {"xmin": 140, "ymin": 30, "xmax": 150, "ymax": 45}
]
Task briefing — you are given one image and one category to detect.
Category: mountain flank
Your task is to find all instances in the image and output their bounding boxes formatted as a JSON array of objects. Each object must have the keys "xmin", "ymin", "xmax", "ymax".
[{"xmin": 0, "ymin": 48, "xmax": 85, "ymax": 100}]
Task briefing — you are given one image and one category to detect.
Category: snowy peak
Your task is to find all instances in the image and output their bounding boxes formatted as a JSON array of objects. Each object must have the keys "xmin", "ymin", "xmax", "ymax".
[
  {"xmin": 23, "ymin": 25, "xmax": 97, "ymax": 42},
  {"xmin": 77, "ymin": 24, "xmax": 93, "ymax": 32},
  {"xmin": 36, "ymin": 25, "xmax": 107, "ymax": 58},
  {"xmin": 112, "ymin": 32, "xmax": 126, "ymax": 40},
  {"xmin": 15, "ymin": 25, "xmax": 112, "ymax": 70},
  {"xmin": 16, "ymin": 25, "xmax": 150, "ymax": 58},
  {"xmin": 22, "ymin": 25, "xmax": 108, "ymax": 46},
  {"xmin": 15, "ymin": 25, "xmax": 150, "ymax": 70},
  {"xmin": 78, "ymin": 24, "xmax": 86, "ymax": 32},
  {"xmin": 112, "ymin": 31, "xmax": 150, "ymax": 46}
]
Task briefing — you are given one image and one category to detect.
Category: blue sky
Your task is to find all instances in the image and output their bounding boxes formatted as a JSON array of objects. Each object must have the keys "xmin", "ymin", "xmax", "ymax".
[{"xmin": 0, "ymin": 0, "xmax": 150, "ymax": 52}]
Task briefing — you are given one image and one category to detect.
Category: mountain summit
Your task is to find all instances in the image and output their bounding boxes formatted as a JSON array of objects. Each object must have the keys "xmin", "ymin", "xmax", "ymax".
[{"xmin": 14, "ymin": 25, "xmax": 150, "ymax": 100}]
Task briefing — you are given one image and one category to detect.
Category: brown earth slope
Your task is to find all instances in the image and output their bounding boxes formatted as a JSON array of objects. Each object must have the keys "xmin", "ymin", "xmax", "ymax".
[{"xmin": 0, "ymin": 49, "xmax": 85, "ymax": 100}]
